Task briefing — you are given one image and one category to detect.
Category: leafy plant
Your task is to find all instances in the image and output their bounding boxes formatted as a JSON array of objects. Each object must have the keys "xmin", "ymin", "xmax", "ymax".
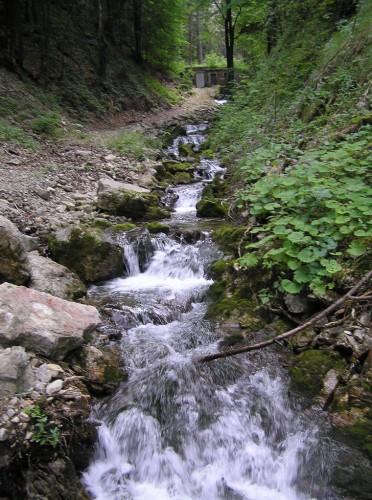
[
  {"xmin": 237, "ymin": 127, "xmax": 372, "ymax": 296},
  {"xmin": 24, "ymin": 404, "xmax": 60, "ymax": 448}
]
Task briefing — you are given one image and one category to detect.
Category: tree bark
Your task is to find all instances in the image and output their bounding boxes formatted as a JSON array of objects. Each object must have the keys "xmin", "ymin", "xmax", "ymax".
[
  {"xmin": 98, "ymin": 0, "xmax": 107, "ymax": 79},
  {"xmin": 198, "ymin": 270, "xmax": 372, "ymax": 363},
  {"xmin": 133, "ymin": 0, "xmax": 142, "ymax": 63},
  {"xmin": 225, "ymin": 0, "xmax": 234, "ymax": 81}
]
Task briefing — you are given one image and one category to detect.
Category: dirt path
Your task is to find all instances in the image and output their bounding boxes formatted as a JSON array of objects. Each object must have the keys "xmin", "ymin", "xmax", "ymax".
[{"xmin": 0, "ymin": 88, "xmax": 219, "ymax": 238}]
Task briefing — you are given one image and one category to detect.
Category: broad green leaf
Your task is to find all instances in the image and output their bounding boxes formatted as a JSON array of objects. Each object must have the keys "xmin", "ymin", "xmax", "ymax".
[
  {"xmin": 239, "ymin": 253, "xmax": 259, "ymax": 267},
  {"xmin": 280, "ymin": 279, "xmax": 303, "ymax": 294},
  {"xmin": 287, "ymin": 231, "xmax": 305, "ymax": 243},
  {"xmin": 294, "ymin": 266, "xmax": 312, "ymax": 283},
  {"xmin": 297, "ymin": 248, "xmax": 316, "ymax": 263},
  {"xmin": 320, "ymin": 259, "xmax": 343, "ymax": 274},
  {"xmin": 347, "ymin": 241, "xmax": 367, "ymax": 257}
]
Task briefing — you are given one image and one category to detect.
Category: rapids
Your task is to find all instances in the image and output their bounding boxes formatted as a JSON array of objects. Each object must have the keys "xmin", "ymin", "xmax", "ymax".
[{"xmin": 83, "ymin": 124, "xmax": 330, "ymax": 500}]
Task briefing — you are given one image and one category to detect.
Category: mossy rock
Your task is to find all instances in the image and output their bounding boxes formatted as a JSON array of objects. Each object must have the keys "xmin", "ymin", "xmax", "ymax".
[
  {"xmin": 209, "ymin": 259, "xmax": 228, "ymax": 278},
  {"xmin": 112, "ymin": 223, "xmax": 137, "ymax": 231},
  {"xmin": 145, "ymin": 206, "xmax": 171, "ymax": 221},
  {"xmin": 289, "ymin": 349, "xmax": 344, "ymax": 397},
  {"xmin": 196, "ymin": 198, "xmax": 227, "ymax": 218},
  {"xmin": 178, "ymin": 144, "xmax": 194, "ymax": 157},
  {"xmin": 212, "ymin": 224, "xmax": 247, "ymax": 256},
  {"xmin": 338, "ymin": 417, "xmax": 372, "ymax": 459},
  {"xmin": 97, "ymin": 178, "xmax": 167, "ymax": 221},
  {"xmin": 48, "ymin": 226, "xmax": 124, "ymax": 283},
  {"xmin": 162, "ymin": 161, "xmax": 195, "ymax": 175},
  {"xmin": 222, "ymin": 333, "xmax": 245, "ymax": 346},
  {"xmin": 174, "ymin": 172, "xmax": 191, "ymax": 185},
  {"xmin": 147, "ymin": 222, "xmax": 170, "ymax": 234}
]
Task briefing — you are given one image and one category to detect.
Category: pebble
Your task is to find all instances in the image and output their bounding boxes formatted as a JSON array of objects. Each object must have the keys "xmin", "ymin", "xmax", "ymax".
[
  {"xmin": 7, "ymin": 409, "xmax": 16, "ymax": 418},
  {"xmin": 46, "ymin": 379, "xmax": 63, "ymax": 396},
  {"xmin": 19, "ymin": 412, "xmax": 30, "ymax": 423},
  {"xmin": 0, "ymin": 428, "xmax": 9, "ymax": 441}
]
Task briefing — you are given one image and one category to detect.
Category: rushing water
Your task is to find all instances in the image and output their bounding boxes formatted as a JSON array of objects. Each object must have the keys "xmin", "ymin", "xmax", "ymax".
[{"xmin": 83, "ymin": 124, "xmax": 329, "ymax": 499}]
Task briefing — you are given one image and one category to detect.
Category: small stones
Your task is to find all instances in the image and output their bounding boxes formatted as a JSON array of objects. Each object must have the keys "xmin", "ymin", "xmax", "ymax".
[
  {"xmin": 0, "ymin": 428, "xmax": 9, "ymax": 441},
  {"xmin": 46, "ymin": 379, "xmax": 63, "ymax": 396}
]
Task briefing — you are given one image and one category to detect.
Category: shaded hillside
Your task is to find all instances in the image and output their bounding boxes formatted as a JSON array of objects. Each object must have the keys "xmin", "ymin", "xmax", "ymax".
[{"xmin": 0, "ymin": 0, "xmax": 184, "ymax": 122}]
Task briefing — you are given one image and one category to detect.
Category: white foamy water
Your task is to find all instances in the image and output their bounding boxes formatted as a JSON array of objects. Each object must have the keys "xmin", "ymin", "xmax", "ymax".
[{"xmin": 83, "ymin": 124, "xmax": 326, "ymax": 500}]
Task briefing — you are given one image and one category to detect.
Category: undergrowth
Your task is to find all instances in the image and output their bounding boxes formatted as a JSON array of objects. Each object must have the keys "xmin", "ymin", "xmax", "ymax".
[{"xmin": 209, "ymin": 0, "xmax": 371, "ymax": 299}]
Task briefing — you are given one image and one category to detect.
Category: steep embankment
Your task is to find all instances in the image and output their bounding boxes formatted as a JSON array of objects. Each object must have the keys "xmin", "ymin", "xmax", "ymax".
[{"xmin": 201, "ymin": 2, "xmax": 371, "ymax": 498}]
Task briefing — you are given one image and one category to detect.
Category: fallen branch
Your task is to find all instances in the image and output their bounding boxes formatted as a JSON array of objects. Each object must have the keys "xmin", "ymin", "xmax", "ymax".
[{"xmin": 198, "ymin": 270, "xmax": 372, "ymax": 363}]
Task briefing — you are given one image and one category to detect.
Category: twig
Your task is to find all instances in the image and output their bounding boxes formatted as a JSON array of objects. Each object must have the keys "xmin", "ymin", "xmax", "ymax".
[{"xmin": 198, "ymin": 270, "xmax": 372, "ymax": 363}]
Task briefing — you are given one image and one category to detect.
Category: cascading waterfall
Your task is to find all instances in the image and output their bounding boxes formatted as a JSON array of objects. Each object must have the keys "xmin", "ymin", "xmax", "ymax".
[{"xmin": 83, "ymin": 124, "xmax": 329, "ymax": 500}]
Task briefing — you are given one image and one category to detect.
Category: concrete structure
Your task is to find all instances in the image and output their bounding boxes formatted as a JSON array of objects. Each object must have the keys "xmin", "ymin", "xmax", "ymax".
[{"xmin": 193, "ymin": 68, "xmax": 231, "ymax": 88}]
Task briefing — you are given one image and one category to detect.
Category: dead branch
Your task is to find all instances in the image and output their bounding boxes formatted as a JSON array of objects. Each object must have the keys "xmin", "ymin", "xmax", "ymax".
[{"xmin": 198, "ymin": 270, "xmax": 372, "ymax": 363}]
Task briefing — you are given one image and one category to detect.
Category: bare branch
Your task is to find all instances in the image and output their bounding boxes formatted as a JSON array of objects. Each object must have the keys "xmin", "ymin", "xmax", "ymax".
[{"xmin": 198, "ymin": 270, "xmax": 372, "ymax": 363}]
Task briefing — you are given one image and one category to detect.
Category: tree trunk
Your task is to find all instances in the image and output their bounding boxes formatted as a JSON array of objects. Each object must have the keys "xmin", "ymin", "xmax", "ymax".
[
  {"xmin": 133, "ymin": 0, "xmax": 142, "ymax": 63},
  {"xmin": 267, "ymin": 0, "xmax": 279, "ymax": 54},
  {"xmin": 225, "ymin": 0, "xmax": 234, "ymax": 81},
  {"xmin": 98, "ymin": 0, "xmax": 107, "ymax": 79},
  {"xmin": 40, "ymin": 0, "xmax": 50, "ymax": 87},
  {"xmin": 196, "ymin": 10, "xmax": 203, "ymax": 64}
]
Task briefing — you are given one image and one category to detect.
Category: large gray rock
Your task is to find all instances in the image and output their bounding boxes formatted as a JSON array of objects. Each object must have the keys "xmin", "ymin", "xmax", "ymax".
[
  {"xmin": 0, "ymin": 216, "xmax": 31, "ymax": 285},
  {"xmin": 96, "ymin": 177, "xmax": 170, "ymax": 221},
  {"xmin": 48, "ymin": 225, "xmax": 124, "ymax": 283},
  {"xmin": 0, "ymin": 346, "xmax": 34, "ymax": 397},
  {"xmin": 28, "ymin": 252, "xmax": 86, "ymax": 300},
  {"xmin": 0, "ymin": 283, "xmax": 101, "ymax": 360}
]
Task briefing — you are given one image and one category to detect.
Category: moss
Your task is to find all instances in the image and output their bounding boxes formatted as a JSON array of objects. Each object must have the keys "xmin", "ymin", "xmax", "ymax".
[
  {"xmin": 162, "ymin": 161, "xmax": 194, "ymax": 174},
  {"xmin": 103, "ymin": 362, "xmax": 123, "ymax": 384},
  {"xmin": 212, "ymin": 224, "xmax": 246, "ymax": 255},
  {"xmin": 290, "ymin": 349, "xmax": 345, "ymax": 397},
  {"xmin": 196, "ymin": 198, "xmax": 227, "ymax": 218},
  {"xmin": 206, "ymin": 294, "xmax": 255, "ymax": 321},
  {"xmin": 144, "ymin": 206, "xmax": 171, "ymax": 221},
  {"xmin": 93, "ymin": 220, "xmax": 113, "ymax": 229},
  {"xmin": 178, "ymin": 144, "xmax": 194, "ymax": 157},
  {"xmin": 147, "ymin": 222, "xmax": 170, "ymax": 234},
  {"xmin": 112, "ymin": 223, "xmax": 137, "ymax": 231},
  {"xmin": 174, "ymin": 172, "xmax": 191, "ymax": 184},
  {"xmin": 209, "ymin": 259, "xmax": 227, "ymax": 277},
  {"xmin": 223, "ymin": 333, "xmax": 245, "ymax": 346},
  {"xmin": 338, "ymin": 418, "xmax": 372, "ymax": 459},
  {"xmin": 48, "ymin": 226, "xmax": 123, "ymax": 283}
]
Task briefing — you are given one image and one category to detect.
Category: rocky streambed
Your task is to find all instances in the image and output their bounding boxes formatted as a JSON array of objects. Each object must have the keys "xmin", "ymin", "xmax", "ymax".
[
  {"xmin": 0, "ymin": 97, "xmax": 220, "ymax": 497},
  {"xmin": 0, "ymin": 93, "xmax": 371, "ymax": 499}
]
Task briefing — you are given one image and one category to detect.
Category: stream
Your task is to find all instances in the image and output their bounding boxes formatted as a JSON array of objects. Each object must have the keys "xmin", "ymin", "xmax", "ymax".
[{"xmin": 82, "ymin": 124, "xmax": 331, "ymax": 500}]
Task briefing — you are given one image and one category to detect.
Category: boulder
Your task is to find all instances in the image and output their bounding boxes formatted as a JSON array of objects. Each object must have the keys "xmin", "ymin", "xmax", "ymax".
[
  {"xmin": 284, "ymin": 294, "xmax": 308, "ymax": 314},
  {"xmin": 82, "ymin": 345, "xmax": 122, "ymax": 395},
  {"xmin": 48, "ymin": 225, "xmax": 124, "ymax": 283},
  {"xmin": 0, "ymin": 283, "xmax": 101, "ymax": 360},
  {"xmin": 96, "ymin": 177, "xmax": 170, "ymax": 221},
  {"xmin": 0, "ymin": 216, "xmax": 31, "ymax": 285},
  {"xmin": 0, "ymin": 346, "xmax": 34, "ymax": 397},
  {"xmin": 28, "ymin": 252, "xmax": 86, "ymax": 300}
]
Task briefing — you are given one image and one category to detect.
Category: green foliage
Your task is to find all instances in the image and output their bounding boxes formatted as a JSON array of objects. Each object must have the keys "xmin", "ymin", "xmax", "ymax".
[
  {"xmin": 24, "ymin": 404, "xmax": 60, "ymax": 448},
  {"xmin": 105, "ymin": 131, "xmax": 161, "ymax": 160},
  {"xmin": 29, "ymin": 112, "xmax": 62, "ymax": 137},
  {"xmin": 0, "ymin": 120, "xmax": 38, "ymax": 150},
  {"xmin": 237, "ymin": 128, "xmax": 372, "ymax": 296}
]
